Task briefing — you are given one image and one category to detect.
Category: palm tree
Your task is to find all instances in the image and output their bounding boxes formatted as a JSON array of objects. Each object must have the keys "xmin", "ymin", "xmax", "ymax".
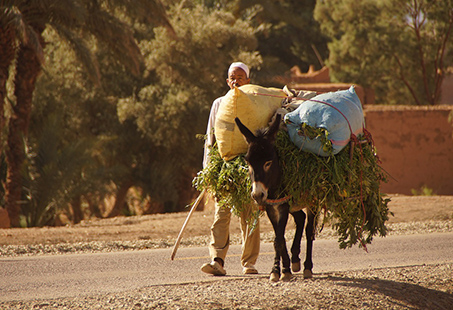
[
  {"xmin": 0, "ymin": 0, "xmax": 174, "ymax": 227},
  {"xmin": 1, "ymin": 4, "xmax": 42, "ymax": 158}
]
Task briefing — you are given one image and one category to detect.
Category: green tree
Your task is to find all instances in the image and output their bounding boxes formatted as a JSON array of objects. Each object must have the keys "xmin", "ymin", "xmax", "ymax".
[
  {"xmin": 0, "ymin": 0, "xmax": 173, "ymax": 227},
  {"xmin": 30, "ymin": 25, "xmax": 173, "ymax": 224},
  {"xmin": 117, "ymin": 2, "xmax": 262, "ymax": 212},
  {"xmin": 200, "ymin": 0, "xmax": 329, "ymax": 85},
  {"xmin": 119, "ymin": 1, "xmax": 262, "ymax": 154},
  {"xmin": 3, "ymin": 1, "xmax": 262, "ymax": 225},
  {"xmin": 314, "ymin": 0, "xmax": 453, "ymax": 105},
  {"xmin": 23, "ymin": 112, "xmax": 96, "ymax": 226},
  {"xmin": 28, "ymin": 28, "xmax": 103, "ymax": 225}
]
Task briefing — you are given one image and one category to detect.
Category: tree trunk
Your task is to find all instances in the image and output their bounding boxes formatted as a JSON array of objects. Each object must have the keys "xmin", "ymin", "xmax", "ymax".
[
  {"xmin": 5, "ymin": 41, "xmax": 43, "ymax": 227},
  {"xmin": 0, "ymin": 25, "xmax": 17, "ymax": 158},
  {"xmin": 107, "ymin": 180, "xmax": 133, "ymax": 218},
  {"xmin": 85, "ymin": 194, "xmax": 103, "ymax": 218},
  {"xmin": 0, "ymin": 68, "xmax": 6, "ymax": 159},
  {"xmin": 71, "ymin": 196, "xmax": 84, "ymax": 224}
]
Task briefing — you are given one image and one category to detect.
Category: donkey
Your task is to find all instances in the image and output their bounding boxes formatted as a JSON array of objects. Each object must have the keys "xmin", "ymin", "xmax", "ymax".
[{"xmin": 235, "ymin": 114, "xmax": 316, "ymax": 282}]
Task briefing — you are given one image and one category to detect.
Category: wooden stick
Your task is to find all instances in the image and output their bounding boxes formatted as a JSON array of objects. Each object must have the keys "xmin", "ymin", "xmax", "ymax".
[{"xmin": 170, "ymin": 189, "xmax": 206, "ymax": 260}]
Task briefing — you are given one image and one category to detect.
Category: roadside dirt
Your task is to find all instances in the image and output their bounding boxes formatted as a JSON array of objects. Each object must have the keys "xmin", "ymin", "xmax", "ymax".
[{"xmin": 1, "ymin": 195, "xmax": 452, "ymax": 246}]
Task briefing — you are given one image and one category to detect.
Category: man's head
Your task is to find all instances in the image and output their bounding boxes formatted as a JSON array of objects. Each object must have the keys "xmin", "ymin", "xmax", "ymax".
[{"xmin": 227, "ymin": 62, "xmax": 250, "ymax": 89}]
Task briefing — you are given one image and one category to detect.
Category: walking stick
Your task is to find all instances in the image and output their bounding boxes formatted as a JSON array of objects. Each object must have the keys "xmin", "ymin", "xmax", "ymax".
[{"xmin": 170, "ymin": 189, "xmax": 206, "ymax": 260}]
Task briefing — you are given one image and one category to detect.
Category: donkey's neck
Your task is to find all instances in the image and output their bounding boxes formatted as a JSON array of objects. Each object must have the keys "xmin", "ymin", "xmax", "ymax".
[{"xmin": 266, "ymin": 154, "xmax": 283, "ymax": 200}]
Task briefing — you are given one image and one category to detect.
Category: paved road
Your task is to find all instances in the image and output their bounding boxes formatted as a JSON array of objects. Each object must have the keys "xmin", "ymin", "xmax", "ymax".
[{"xmin": 1, "ymin": 232, "xmax": 452, "ymax": 302}]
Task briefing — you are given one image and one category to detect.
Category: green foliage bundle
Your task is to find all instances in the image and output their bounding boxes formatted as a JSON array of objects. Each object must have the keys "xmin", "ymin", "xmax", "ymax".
[
  {"xmin": 194, "ymin": 129, "xmax": 391, "ymax": 249},
  {"xmin": 193, "ymin": 145, "xmax": 261, "ymax": 230},
  {"xmin": 275, "ymin": 130, "xmax": 391, "ymax": 249},
  {"xmin": 297, "ymin": 123, "xmax": 333, "ymax": 154},
  {"xmin": 193, "ymin": 145, "xmax": 251, "ymax": 211}
]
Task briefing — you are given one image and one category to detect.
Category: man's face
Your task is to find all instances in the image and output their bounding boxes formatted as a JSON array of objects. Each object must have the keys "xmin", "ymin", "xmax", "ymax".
[{"xmin": 227, "ymin": 68, "xmax": 250, "ymax": 89}]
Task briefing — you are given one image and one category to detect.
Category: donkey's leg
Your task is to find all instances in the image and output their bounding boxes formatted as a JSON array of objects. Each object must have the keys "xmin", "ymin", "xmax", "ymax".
[
  {"xmin": 303, "ymin": 210, "xmax": 316, "ymax": 279},
  {"xmin": 265, "ymin": 206, "xmax": 281, "ymax": 282},
  {"xmin": 266, "ymin": 204, "xmax": 291, "ymax": 282},
  {"xmin": 276, "ymin": 204, "xmax": 292, "ymax": 281},
  {"xmin": 290, "ymin": 209, "xmax": 306, "ymax": 273}
]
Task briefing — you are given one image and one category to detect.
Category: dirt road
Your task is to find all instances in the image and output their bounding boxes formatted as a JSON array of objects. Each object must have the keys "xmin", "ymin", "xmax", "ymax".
[
  {"xmin": 1, "ymin": 232, "xmax": 452, "ymax": 303},
  {"xmin": 0, "ymin": 195, "xmax": 452, "ymax": 309}
]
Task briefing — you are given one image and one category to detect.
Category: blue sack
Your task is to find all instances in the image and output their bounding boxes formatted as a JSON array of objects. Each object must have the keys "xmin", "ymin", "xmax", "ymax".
[{"xmin": 284, "ymin": 86, "xmax": 365, "ymax": 156}]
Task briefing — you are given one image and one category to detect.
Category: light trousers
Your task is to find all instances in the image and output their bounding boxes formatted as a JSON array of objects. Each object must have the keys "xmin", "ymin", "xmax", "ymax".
[{"xmin": 208, "ymin": 201, "xmax": 260, "ymax": 268}]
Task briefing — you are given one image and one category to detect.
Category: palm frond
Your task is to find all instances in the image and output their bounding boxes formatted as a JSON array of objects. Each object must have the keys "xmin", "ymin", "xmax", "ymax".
[
  {"xmin": 10, "ymin": 0, "xmax": 52, "ymax": 27},
  {"xmin": 86, "ymin": 7, "xmax": 144, "ymax": 76},
  {"xmin": 53, "ymin": 24, "xmax": 102, "ymax": 86},
  {"xmin": 108, "ymin": 0, "xmax": 176, "ymax": 36},
  {"xmin": 45, "ymin": 0, "xmax": 87, "ymax": 29},
  {"xmin": 23, "ymin": 23, "xmax": 44, "ymax": 63},
  {"xmin": 1, "ymin": 5, "xmax": 44, "ymax": 63},
  {"xmin": 1, "ymin": 6, "xmax": 28, "ymax": 43}
]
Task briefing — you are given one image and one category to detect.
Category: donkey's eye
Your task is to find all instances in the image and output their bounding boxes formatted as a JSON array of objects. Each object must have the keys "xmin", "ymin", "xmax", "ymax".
[{"xmin": 263, "ymin": 160, "xmax": 272, "ymax": 172}]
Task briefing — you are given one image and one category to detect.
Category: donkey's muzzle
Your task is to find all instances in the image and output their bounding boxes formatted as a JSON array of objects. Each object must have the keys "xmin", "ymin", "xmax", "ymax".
[{"xmin": 251, "ymin": 182, "xmax": 268, "ymax": 205}]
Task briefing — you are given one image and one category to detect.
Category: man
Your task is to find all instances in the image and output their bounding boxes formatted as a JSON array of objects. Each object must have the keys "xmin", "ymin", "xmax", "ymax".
[{"xmin": 201, "ymin": 62, "xmax": 260, "ymax": 276}]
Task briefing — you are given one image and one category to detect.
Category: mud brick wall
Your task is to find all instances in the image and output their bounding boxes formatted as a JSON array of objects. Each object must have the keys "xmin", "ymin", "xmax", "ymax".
[{"xmin": 364, "ymin": 105, "xmax": 453, "ymax": 195}]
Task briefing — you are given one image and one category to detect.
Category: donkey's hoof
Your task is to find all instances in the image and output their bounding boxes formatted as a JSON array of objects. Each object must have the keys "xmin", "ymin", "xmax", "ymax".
[
  {"xmin": 291, "ymin": 261, "xmax": 301, "ymax": 273},
  {"xmin": 280, "ymin": 272, "xmax": 292, "ymax": 282},
  {"xmin": 269, "ymin": 272, "xmax": 280, "ymax": 282},
  {"xmin": 303, "ymin": 269, "xmax": 313, "ymax": 279}
]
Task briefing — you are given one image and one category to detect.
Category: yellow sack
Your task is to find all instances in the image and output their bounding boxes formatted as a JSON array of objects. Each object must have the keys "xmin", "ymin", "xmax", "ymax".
[{"xmin": 215, "ymin": 84, "xmax": 286, "ymax": 160}]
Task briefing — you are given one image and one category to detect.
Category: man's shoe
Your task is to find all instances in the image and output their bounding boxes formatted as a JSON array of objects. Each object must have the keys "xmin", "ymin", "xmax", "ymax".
[
  {"xmin": 201, "ymin": 261, "xmax": 226, "ymax": 276},
  {"xmin": 243, "ymin": 265, "xmax": 258, "ymax": 274}
]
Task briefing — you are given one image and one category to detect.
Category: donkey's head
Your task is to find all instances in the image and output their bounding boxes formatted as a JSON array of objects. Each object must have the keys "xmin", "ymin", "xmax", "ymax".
[{"xmin": 235, "ymin": 114, "xmax": 282, "ymax": 206}]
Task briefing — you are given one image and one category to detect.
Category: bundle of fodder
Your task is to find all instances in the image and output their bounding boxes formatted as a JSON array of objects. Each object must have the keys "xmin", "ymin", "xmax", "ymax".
[
  {"xmin": 194, "ymin": 143, "xmax": 261, "ymax": 230},
  {"xmin": 275, "ymin": 129, "xmax": 391, "ymax": 249},
  {"xmin": 193, "ymin": 129, "xmax": 391, "ymax": 249}
]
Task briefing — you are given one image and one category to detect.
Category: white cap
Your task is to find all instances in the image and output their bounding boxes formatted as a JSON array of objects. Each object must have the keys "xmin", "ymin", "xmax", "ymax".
[{"xmin": 228, "ymin": 62, "xmax": 250, "ymax": 78}]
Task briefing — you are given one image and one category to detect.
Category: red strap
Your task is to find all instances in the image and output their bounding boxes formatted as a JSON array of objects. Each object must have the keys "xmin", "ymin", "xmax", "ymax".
[{"xmin": 265, "ymin": 196, "xmax": 291, "ymax": 206}]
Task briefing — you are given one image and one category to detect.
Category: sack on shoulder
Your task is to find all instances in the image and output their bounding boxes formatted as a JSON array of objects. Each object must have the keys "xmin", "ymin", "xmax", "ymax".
[{"xmin": 215, "ymin": 84, "xmax": 285, "ymax": 160}]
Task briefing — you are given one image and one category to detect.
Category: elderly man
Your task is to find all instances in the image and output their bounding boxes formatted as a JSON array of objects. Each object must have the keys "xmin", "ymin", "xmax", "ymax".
[{"xmin": 201, "ymin": 62, "xmax": 260, "ymax": 276}]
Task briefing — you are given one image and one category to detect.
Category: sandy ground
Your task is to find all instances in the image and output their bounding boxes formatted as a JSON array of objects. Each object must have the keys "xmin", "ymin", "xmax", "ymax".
[{"xmin": 1, "ymin": 194, "xmax": 452, "ymax": 247}]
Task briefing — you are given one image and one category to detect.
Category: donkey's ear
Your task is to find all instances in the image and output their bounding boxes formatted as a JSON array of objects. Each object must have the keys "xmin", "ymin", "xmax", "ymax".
[
  {"xmin": 266, "ymin": 113, "xmax": 281, "ymax": 141},
  {"xmin": 235, "ymin": 117, "xmax": 256, "ymax": 144}
]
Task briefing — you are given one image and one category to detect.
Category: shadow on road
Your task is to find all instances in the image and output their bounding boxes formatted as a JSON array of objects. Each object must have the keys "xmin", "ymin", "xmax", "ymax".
[{"xmin": 327, "ymin": 275, "xmax": 453, "ymax": 310}]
